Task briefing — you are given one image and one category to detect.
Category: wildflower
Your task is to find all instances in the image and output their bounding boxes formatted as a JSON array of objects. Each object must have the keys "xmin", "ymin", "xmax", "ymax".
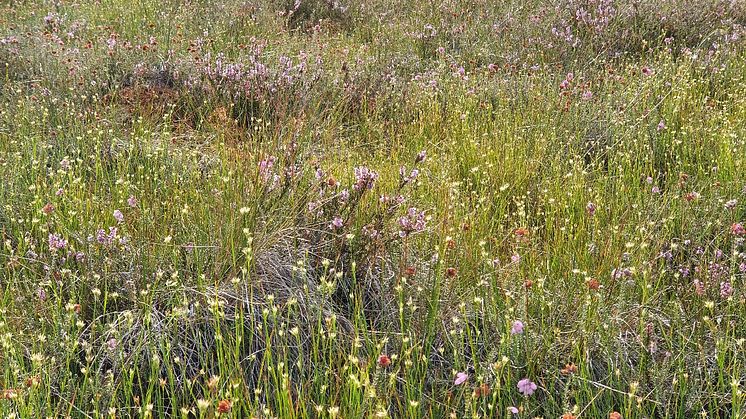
[
  {"xmin": 217, "ymin": 399, "xmax": 232, "ymax": 413},
  {"xmin": 732, "ymin": 223, "xmax": 745, "ymax": 236},
  {"xmin": 684, "ymin": 192, "xmax": 700, "ymax": 202},
  {"xmin": 511, "ymin": 320, "xmax": 524, "ymax": 335},
  {"xmin": 582, "ymin": 90, "xmax": 593, "ymax": 100},
  {"xmin": 127, "ymin": 195, "xmax": 138, "ymax": 208},
  {"xmin": 586, "ymin": 202, "xmax": 597, "ymax": 216},
  {"xmin": 446, "ymin": 267, "xmax": 457, "ymax": 277},
  {"xmin": 113, "ymin": 209, "xmax": 124, "ymax": 224},
  {"xmin": 56, "ymin": 188, "xmax": 64, "ymax": 196},
  {"xmin": 398, "ymin": 207, "xmax": 426, "ymax": 237},
  {"xmin": 415, "ymin": 150, "xmax": 427, "ymax": 163},
  {"xmin": 0, "ymin": 389, "xmax": 18, "ymax": 400},
  {"xmin": 196, "ymin": 399, "xmax": 210, "ymax": 411},
  {"xmin": 561, "ymin": 363, "xmax": 578, "ymax": 375},
  {"xmin": 587, "ymin": 278, "xmax": 600, "ymax": 290},
  {"xmin": 725, "ymin": 199, "xmax": 738, "ymax": 210},
  {"xmin": 514, "ymin": 227, "xmax": 529, "ymax": 237},
  {"xmin": 511, "ymin": 254, "xmax": 521, "ymax": 264},
  {"xmin": 475, "ymin": 383, "xmax": 490, "ymax": 397},
  {"xmin": 657, "ymin": 120, "xmax": 666, "ymax": 131},
  {"xmin": 329, "ymin": 216, "xmax": 344, "ymax": 230},
  {"xmin": 48, "ymin": 233, "xmax": 67, "ymax": 251},
  {"xmin": 353, "ymin": 166, "xmax": 379, "ymax": 191},
  {"xmin": 454, "ymin": 372, "xmax": 468, "ymax": 385},
  {"xmin": 642, "ymin": 66, "xmax": 653, "ymax": 76},
  {"xmin": 42, "ymin": 203, "xmax": 55, "ymax": 215},
  {"xmin": 508, "ymin": 406, "xmax": 519, "ymax": 415},
  {"xmin": 609, "ymin": 412, "xmax": 623, "ymax": 419},
  {"xmin": 720, "ymin": 281, "xmax": 734, "ymax": 298},
  {"xmin": 378, "ymin": 354, "xmax": 391, "ymax": 367},
  {"xmin": 96, "ymin": 227, "xmax": 118, "ymax": 247},
  {"xmin": 517, "ymin": 378, "xmax": 537, "ymax": 396},
  {"xmin": 652, "ymin": 186, "xmax": 661, "ymax": 194},
  {"xmin": 562, "ymin": 414, "xmax": 577, "ymax": 419}
]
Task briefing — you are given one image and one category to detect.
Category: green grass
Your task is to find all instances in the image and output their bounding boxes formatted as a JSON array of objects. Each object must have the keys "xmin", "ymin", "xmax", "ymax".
[{"xmin": 1, "ymin": 0, "xmax": 746, "ymax": 417}]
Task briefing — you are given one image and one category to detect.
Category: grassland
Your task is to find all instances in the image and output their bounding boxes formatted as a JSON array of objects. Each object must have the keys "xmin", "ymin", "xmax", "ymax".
[{"xmin": 1, "ymin": 0, "xmax": 746, "ymax": 417}]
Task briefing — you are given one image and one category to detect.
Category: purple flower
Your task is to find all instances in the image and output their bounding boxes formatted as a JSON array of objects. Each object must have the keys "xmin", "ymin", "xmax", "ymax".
[
  {"xmin": 113, "ymin": 209, "xmax": 124, "ymax": 224},
  {"xmin": 48, "ymin": 233, "xmax": 67, "ymax": 251},
  {"xmin": 511, "ymin": 254, "xmax": 521, "ymax": 264},
  {"xmin": 96, "ymin": 227, "xmax": 118, "ymax": 247},
  {"xmin": 329, "ymin": 216, "xmax": 343, "ymax": 230},
  {"xmin": 508, "ymin": 406, "xmax": 519, "ymax": 415},
  {"xmin": 511, "ymin": 320, "xmax": 524, "ymax": 335},
  {"xmin": 398, "ymin": 207, "xmax": 426, "ymax": 237},
  {"xmin": 107, "ymin": 338, "xmax": 118, "ymax": 350},
  {"xmin": 454, "ymin": 372, "xmax": 468, "ymax": 385},
  {"xmin": 517, "ymin": 378, "xmax": 537, "ymax": 396},
  {"xmin": 400, "ymin": 167, "xmax": 420, "ymax": 184},
  {"xmin": 657, "ymin": 120, "xmax": 666, "ymax": 131},
  {"xmin": 353, "ymin": 166, "xmax": 379, "ymax": 191},
  {"xmin": 415, "ymin": 150, "xmax": 427, "ymax": 164},
  {"xmin": 127, "ymin": 195, "xmax": 138, "ymax": 208}
]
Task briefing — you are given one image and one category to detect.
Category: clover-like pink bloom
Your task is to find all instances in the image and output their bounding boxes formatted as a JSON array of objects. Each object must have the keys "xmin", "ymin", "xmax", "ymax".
[{"xmin": 517, "ymin": 378, "xmax": 537, "ymax": 396}]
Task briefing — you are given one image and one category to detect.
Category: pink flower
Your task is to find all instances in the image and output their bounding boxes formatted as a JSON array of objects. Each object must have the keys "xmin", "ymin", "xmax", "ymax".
[
  {"xmin": 732, "ymin": 223, "xmax": 745, "ymax": 236},
  {"xmin": 511, "ymin": 320, "xmax": 524, "ymax": 335},
  {"xmin": 113, "ymin": 209, "xmax": 124, "ymax": 224},
  {"xmin": 127, "ymin": 195, "xmax": 138, "ymax": 208},
  {"xmin": 517, "ymin": 378, "xmax": 537, "ymax": 396},
  {"xmin": 642, "ymin": 66, "xmax": 653, "ymax": 76},
  {"xmin": 508, "ymin": 406, "xmax": 519, "ymax": 415},
  {"xmin": 657, "ymin": 120, "xmax": 666, "ymax": 131},
  {"xmin": 720, "ymin": 281, "xmax": 733, "ymax": 298},
  {"xmin": 454, "ymin": 372, "xmax": 468, "ymax": 385}
]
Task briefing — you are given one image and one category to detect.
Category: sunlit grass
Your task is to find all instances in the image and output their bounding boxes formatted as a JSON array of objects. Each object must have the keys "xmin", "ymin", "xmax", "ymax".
[{"xmin": 1, "ymin": 0, "xmax": 745, "ymax": 417}]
